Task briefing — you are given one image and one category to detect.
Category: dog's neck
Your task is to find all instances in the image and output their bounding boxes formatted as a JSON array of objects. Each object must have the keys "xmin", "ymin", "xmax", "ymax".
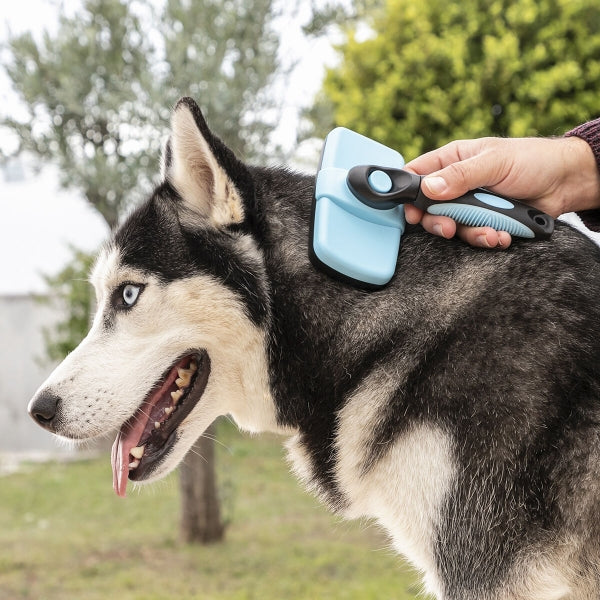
[{"xmin": 250, "ymin": 167, "xmax": 368, "ymax": 430}]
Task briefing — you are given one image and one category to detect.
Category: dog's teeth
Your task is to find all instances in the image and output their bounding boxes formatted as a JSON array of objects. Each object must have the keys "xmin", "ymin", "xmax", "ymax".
[
  {"xmin": 154, "ymin": 421, "xmax": 161, "ymax": 429},
  {"xmin": 130, "ymin": 445, "xmax": 145, "ymax": 459},
  {"xmin": 129, "ymin": 459, "xmax": 140, "ymax": 469},
  {"xmin": 164, "ymin": 406, "xmax": 174, "ymax": 416},
  {"xmin": 189, "ymin": 360, "xmax": 198, "ymax": 372},
  {"xmin": 176, "ymin": 368, "xmax": 192, "ymax": 388},
  {"xmin": 171, "ymin": 389, "xmax": 184, "ymax": 404}
]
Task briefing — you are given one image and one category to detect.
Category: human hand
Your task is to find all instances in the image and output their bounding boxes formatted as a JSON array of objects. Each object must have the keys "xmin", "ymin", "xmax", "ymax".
[{"xmin": 404, "ymin": 136, "xmax": 600, "ymax": 248}]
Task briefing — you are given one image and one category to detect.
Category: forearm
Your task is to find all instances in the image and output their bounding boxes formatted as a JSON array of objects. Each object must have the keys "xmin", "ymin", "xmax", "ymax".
[{"xmin": 565, "ymin": 118, "xmax": 600, "ymax": 231}]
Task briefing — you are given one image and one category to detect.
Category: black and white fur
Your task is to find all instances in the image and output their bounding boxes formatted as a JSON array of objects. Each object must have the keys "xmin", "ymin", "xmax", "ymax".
[{"xmin": 29, "ymin": 98, "xmax": 600, "ymax": 599}]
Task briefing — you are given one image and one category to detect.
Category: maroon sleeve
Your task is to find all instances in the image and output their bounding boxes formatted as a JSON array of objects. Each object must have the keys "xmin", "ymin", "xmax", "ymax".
[{"xmin": 565, "ymin": 119, "xmax": 600, "ymax": 231}]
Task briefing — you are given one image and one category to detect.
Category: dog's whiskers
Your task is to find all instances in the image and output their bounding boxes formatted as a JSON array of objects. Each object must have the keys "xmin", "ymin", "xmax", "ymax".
[
  {"xmin": 199, "ymin": 432, "xmax": 232, "ymax": 453},
  {"xmin": 186, "ymin": 445, "xmax": 209, "ymax": 465}
]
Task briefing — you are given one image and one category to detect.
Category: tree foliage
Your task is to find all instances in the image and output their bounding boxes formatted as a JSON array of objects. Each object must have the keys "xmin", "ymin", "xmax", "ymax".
[
  {"xmin": 160, "ymin": 0, "xmax": 280, "ymax": 157},
  {"xmin": 38, "ymin": 248, "xmax": 96, "ymax": 364},
  {"xmin": 2, "ymin": 0, "xmax": 280, "ymax": 228},
  {"xmin": 4, "ymin": 1, "xmax": 157, "ymax": 228},
  {"xmin": 317, "ymin": 0, "xmax": 600, "ymax": 160},
  {"xmin": 302, "ymin": 0, "xmax": 383, "ymax": 36}
]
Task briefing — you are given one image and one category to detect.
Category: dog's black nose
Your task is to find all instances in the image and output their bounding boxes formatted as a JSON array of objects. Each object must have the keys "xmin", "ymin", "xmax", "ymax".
[{"xmin": 28, "ymin": 391, "xmax": 61, "ymax": 432}]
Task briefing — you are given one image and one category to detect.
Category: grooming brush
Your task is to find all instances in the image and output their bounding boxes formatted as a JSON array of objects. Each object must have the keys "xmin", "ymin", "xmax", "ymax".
[{"xmin": 310, "ymin": 128, "xmax": 554, "ymax": 288}]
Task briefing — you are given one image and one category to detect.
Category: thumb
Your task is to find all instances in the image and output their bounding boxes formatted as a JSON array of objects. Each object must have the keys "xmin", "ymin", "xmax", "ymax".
[{"xmin": 421, "ymin": 155, "xmax": 499, "ymax": 200}]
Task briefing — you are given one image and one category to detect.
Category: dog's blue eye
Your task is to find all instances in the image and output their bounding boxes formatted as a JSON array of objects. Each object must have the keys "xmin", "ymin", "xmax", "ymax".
[
  {"xmin": 111, "ymin": 283, "xmax": 144, "ymax": 311},
  {"xmin": 122, "ymin": 284, "xmax": 141, "ymax": 307}
]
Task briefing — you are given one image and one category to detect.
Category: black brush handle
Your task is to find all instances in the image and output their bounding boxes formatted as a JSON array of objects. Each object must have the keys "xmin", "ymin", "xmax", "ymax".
[{"xmin": 347, "ymin": 165, "xmax": 554, "ymax": 240}]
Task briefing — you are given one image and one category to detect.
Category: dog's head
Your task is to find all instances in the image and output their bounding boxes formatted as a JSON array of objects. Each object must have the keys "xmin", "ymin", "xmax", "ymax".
[{"xmin": 28, "ymin": 98, "xmax": 279, "ymax": 496}]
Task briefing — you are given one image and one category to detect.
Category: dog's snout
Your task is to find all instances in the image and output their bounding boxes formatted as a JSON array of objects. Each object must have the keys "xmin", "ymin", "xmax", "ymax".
[{"xmin": 28, "ymin": 391, "xmax": 61, "ymax": 432}]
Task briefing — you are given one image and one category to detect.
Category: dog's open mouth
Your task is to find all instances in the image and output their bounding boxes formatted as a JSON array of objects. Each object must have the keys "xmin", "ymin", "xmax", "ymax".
[{"xmin": 111, "ymin": 349, "xmax": 210, "ymax": 497}]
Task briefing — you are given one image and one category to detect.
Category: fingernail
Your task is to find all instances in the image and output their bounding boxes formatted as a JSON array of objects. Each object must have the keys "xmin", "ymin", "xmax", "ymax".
[
  {"xmin": 476, "ymin": 234, "xmax": 491, "ymax": 248},
  {"xmin": 423, "ymin": 176, "xmax": 447, "ymax": 195},
  {"xmin": 497, "ymin": 233, "xmax": 510, "ymax": 249},
  {"xmin": 433, "ymin": 223, "xmax": 445, "ymax": 238}
]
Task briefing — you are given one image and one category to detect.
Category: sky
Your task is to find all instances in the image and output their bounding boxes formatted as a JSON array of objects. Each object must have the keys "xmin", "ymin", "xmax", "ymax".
[{"xmin": 0, "ymin": 0, "xmax": 338, "ymax": 295}]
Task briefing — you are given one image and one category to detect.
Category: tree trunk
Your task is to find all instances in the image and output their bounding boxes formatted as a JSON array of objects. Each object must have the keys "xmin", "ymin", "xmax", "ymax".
[{"xmin": 179, "ymin": 423, "xmax": 225, "ymax": 544}]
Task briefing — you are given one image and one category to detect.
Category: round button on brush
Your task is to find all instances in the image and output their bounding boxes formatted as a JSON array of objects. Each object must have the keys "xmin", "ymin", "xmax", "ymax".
[{"xmin": 368, "ymin": 170, "xmax": 393, "ymax": 193}]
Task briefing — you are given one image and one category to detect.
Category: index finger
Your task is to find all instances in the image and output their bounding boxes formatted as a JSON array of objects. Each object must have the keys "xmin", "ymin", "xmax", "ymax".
[{"xmin": 405, "ymin": 139, "xmax": 483, "ymax": 175}]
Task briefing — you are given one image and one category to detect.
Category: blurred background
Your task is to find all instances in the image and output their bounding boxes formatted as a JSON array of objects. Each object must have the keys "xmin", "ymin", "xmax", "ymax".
[{"xmin": 1, "ymin": 0, "xmax": 599, "ymax": 598}]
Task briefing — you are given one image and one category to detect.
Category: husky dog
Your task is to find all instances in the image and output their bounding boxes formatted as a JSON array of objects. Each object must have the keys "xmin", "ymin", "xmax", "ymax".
[{"xmin": 29, "ymin": 97, "xmax": 600, "ymax": 599}]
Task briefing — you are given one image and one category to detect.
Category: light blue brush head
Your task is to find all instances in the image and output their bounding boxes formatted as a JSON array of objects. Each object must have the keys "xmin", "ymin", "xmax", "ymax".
[{"xmin": 311, "ymin": 128, "xmax": 406, "ymax": 288}]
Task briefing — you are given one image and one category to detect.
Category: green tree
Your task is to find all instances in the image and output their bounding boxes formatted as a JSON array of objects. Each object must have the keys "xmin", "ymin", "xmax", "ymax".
[
  {"xmin": 3, "ymin": 0, "xmax": 280, "ymax": 227},
  {"xmin": 3, "ymin": 0, "xmax": 281, "ymax": 544},
  {"xmin": 3, "ymin": 0, "xmax": 157, "ymax": 228},
  {"xmin": 160, "ymin": 0, "xmax": 280, "ymax": 158},
  {"xmin": 38, "ymin": 248, "xmax": 96, "ymax": 364},
  {"xmin": 315, "ymin": 0, "xmax": 600, "ymax": 160}
]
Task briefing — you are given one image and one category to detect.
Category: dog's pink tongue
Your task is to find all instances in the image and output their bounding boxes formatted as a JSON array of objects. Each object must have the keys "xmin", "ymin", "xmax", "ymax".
[{"xmin": 111, "ymin": 414, "xmax": 146, "ymax": 498}]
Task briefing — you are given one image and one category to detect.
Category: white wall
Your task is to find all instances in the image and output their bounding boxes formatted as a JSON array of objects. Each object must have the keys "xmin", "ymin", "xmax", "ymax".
[{"xmin": 0, "ymin": 160, "xmax": 109, "ymax": 296}]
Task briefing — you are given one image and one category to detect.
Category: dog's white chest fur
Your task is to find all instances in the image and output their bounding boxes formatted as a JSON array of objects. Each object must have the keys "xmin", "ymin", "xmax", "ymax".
[{"xmin": 286, "ymin": 367, "xmax": 456, "ymax": 598}]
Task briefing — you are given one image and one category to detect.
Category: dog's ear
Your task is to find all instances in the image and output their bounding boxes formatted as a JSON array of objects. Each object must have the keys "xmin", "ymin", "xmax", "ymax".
[{"xmin": 165, "ymin": 97, "xmax": 255, "ymax": 229}]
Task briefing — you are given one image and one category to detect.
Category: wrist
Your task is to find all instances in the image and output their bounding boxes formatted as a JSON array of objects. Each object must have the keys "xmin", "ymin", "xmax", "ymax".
[
  {"xmin": 559, "ymin": 136, "xmax": 600, "ymax": 213},
  {"xmin": 565, "ymin": 119, "xmax": 600, "ymax": 171}
]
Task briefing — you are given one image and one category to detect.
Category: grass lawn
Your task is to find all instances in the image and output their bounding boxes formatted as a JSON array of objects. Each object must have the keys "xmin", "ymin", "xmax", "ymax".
[{"xmin": 0, "ymin": 420, "xmax": 428, "ymax": 599}]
